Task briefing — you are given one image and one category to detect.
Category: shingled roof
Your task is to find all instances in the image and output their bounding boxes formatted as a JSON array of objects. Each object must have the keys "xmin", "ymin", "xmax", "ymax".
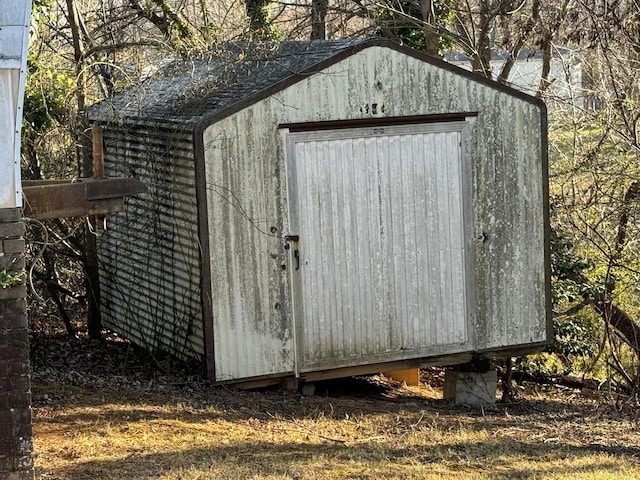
[
  {"xmin": 89, "ymin": 37, "xmax": 544, "ymax": 130},
  {"xmin": 89, "ymin": 39, "xmax": 372, "ymax": 127}
]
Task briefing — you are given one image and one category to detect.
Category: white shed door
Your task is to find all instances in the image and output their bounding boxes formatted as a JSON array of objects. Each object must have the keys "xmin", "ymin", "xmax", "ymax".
[{"xmin": 286, "ymin": 122, "xmax": 473, "ymax": 372}]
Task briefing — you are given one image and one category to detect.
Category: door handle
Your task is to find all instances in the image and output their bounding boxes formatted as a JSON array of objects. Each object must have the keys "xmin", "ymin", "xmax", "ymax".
[{"xmin": 284, "ymin": 235, "xmax": 300, "ymax": 270}]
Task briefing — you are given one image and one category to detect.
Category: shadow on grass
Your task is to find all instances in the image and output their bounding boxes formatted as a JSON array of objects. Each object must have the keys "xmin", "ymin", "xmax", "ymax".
[
  {"xmin": 40, "ymin": 436, "xmax": 640, "ymax": 480},
  {"xmin": 33, "ymin": 377, "xmax": 640, "ymax": 479},
  {"xmin": 32, "ymin": 375, "xmax": 607, "ymax": 430}
]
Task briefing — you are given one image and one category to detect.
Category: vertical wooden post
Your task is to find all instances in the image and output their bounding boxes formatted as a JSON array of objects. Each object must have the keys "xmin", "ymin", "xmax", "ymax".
[
  {"xmin": 92, "ymin": 123, "xmax": 106, "ymax": 232},
  {"xmin": 92, "ymin": 123, "xmax": 105, "ymax": 178},
  {"xmin": 86, "ymin": 123, "xmax": 103, "ymax": 340}
]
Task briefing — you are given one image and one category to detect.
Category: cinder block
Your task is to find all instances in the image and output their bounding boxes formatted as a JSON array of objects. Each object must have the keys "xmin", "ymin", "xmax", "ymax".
[
  {"xmin": 12, "ymin": 415, "xmax": 33, "ymax": 439},
  {"xmin": 0, "ymin": 286, "xmax": 27, "ymax": 301},
  {"xmin": 0, "ymin": 209, "xmax": 21, "ymax": 224},
  {"xmin": 0, "ymin": 406, "xmax": 31, "ymax": 435},
  {"xmin": 444, "ymin": 370, "xmax": 497, "ymax": 406},
  {"xmin": 0, "ymin": 256, "xmax": 25, "ymax": 272},
  {"xmin": 1, "ymin": 240, "xmax": 25, "ymax": 255},
  {"xmin": 0, "ymin": 452, "xmax": 14, "ymax": 471},
  {"xmin": 7, "ymin": 328, "xmax": 28, "ymax": 345},
  {"xmin": 7, "ymin": 360, "xmax": 30, "ymax": 377},
  {"xmin": 0, "ymin": 310, "xmax": 28, "ymax": 332},
  {"xmin": 0, "ymin": 410, "xmax": 13, "ymax": 432},
  {"xmin": 0, "ymin": 344, "xmax": 30, "ymax": 368},
  {"xmin": 6, "ymin": 392, "xmax": 31, "ymax": 411},
  {"xmin": 9, "ymin": 377, "xmax": 31, "ymax": 395},
  {"xmin": 281, "ymin": 377, "xmax": 299, "ymax": 391},
  {"xmin": 0, "ymin": 300, "xmax": 27, "ymax": 320},
  {"xmin": 0, "ymin": 223, "xmax": 25, "ymax": 240}
]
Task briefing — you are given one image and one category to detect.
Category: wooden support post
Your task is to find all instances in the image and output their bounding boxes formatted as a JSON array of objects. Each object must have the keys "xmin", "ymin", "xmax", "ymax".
[
  {"xmin": 382, "ymin": 368, "xmax": 421, "ymax": 386},
  {"xmin": 86, "ymin": 221, "xmax": 102, "ymax": 340},
  {"xmin": 87, "ymin": 123, "xmax": 104, "ymax": 340},
  {"xmin": 92, "ymin": 123, "xmax": 104, "ymax": 178},
  {"xmin": 92, "ymin": 123, "xmax": 106, "ymax": 232}
]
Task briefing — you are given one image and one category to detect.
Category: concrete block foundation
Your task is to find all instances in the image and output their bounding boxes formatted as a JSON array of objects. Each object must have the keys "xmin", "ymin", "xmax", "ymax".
[
  {"xmin": 444, "ymin": 369, "xmax": 497, "ymax": 406},
  {"xmin": 0, "ymin": 208, "xmax": 33, "ymax": 480}
]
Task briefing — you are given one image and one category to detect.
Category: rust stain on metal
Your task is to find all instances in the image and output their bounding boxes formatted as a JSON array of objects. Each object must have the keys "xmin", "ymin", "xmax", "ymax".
[
  {"xmin": 92, "ymin": 123, "xmax": 106, "ymax": 230},
  {"xmin": 22, "ymin": 178, "xmax": 146, "ymax": 220},
  {"xmin": 92, "ymin": 123, "xmax": 105, "ymax": 179}
]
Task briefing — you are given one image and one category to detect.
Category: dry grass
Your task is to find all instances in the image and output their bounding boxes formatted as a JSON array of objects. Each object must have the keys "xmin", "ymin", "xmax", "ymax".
[{"xmin": 32, "ymin": 377, "xmax": 640, "ymax": 480}]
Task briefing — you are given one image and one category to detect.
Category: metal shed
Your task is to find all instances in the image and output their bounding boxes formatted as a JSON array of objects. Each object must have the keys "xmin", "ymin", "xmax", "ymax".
[{"xmin": 89, "ymin": 39, "xmax": 551, "ymax": 385}]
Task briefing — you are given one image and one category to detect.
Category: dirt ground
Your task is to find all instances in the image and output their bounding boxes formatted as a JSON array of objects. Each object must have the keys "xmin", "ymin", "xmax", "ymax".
[{"xmin": 29, "ymin": 329, "xmax": 640, "ymax": 480}]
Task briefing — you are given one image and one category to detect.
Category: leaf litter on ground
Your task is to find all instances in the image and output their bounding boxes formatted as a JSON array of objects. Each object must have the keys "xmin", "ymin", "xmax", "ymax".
[{"xmin": 30, "ymin": 326, "xmax": 640, "ymax": 480}]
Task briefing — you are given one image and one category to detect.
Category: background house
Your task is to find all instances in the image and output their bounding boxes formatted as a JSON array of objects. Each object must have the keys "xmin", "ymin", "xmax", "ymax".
[{"xmin": 446, "ymin": 49, "xmax": 585, "ymax": 110}]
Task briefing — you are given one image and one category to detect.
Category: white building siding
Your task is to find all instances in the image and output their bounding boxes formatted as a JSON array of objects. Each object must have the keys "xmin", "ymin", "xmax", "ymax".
[
  {"xmin": 447, "ymin": 52, "xmax": 583, "ymax": 108},
  {"xmin": 0, "ymin": 0, "xmax": 30, "ymax": 209},
  {"xmin": 205, "ymin": 114, "xmax": 294, "ymax": 381}
]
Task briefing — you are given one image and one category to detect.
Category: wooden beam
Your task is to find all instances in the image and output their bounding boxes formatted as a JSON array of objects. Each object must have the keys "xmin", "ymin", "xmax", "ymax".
[
  {"xmin": 92, "ymin": 123, "xmax": 105, "ymax": 179},
  {"xmin": 22, "ymin": 178, "xmax": 146, "ymax": 220},
  {"xmin": 300, "ymin": 353, "xmax": 474, "ymax": 383}
]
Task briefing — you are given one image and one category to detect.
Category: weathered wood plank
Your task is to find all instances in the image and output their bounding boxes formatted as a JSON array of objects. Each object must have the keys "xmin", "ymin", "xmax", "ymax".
[
  {"xmin": 22, "ymin": 178, "xmax": 146, "ymax": 220},
  {"xmin": 85, "ymin": 177, "xmax": 146, "ymax": 200}
]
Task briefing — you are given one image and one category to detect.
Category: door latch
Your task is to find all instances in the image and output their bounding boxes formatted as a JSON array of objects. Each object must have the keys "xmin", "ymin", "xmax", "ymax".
[{"xmin": 284, "ymin": 235, "xmax": 300, "ymax": 270}]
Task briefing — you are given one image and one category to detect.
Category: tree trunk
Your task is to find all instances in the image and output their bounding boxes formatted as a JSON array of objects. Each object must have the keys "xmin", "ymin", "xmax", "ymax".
[
  {"xmin": 497, "ymin": 0, "xmax": 540, "ymax": 84},
  {"xmin": 65, "ymin": 0, "xmax": 102, "ymax": 339},
  {"xmin": 420, "ymin": 0, "xmax": 440, "ymax": 57},
  {"xmin": 537, "ymin": 35, "xmax": 552, "ymax": 97},
  {"xmin": 85, "ymin": 226, "xmax": 102, "ymax": 340},
  {"xmin": 311, "ymin": 0, "xmax": 328, "ymax": 40},
  {"xmin": 64, "ymin": 0, "xmax": 90, "ymax": 177},
  {"xmin": 499, "ymin": 357, "xmax": 514, "ymax": 402},
  {"xmin": 593, "ymin": 299, "xmax": 640, "ymax": 360},
  {"xmin": 244, "ymin": 0, "xmax": 272, "ymax": 38},
  {"xmin": 469, "ymin": 0, "xmax": 492, "ymax": 79}
]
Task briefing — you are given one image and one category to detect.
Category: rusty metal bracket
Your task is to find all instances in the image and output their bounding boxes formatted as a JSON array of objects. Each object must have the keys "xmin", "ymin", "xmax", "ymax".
[
  {"xmin": 21, "ymin": 123, "xmax": 146, "ymax": 222},
  {"xmin": 22, "ymin": 177, "xmax": 146, "ymax": 221}
]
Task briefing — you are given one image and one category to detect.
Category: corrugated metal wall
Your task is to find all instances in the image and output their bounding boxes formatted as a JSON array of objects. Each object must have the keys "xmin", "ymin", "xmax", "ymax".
[
  {"xmin": 287, "ymin": 124, "xmax": 472, "ymax": 371},
  {"xmin": 99, "ymin": 124, "xmax": 205, "ymax": 361}
]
